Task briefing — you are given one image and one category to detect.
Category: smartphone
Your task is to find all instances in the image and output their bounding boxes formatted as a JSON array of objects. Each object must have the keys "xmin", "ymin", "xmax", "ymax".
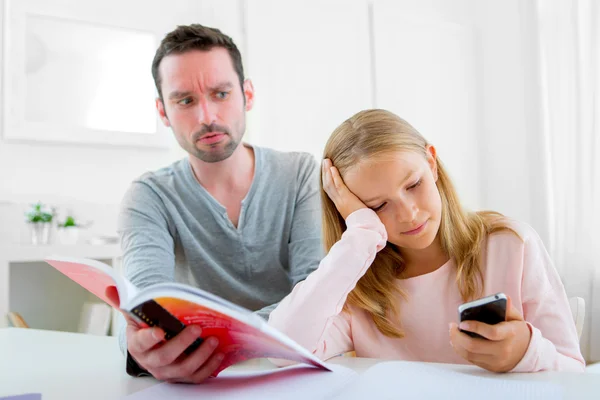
[
  {"xmin": 131, "ymin": 299, "xmax": 203, "ymax": 354},
  {"xmin": 457, "ymin": 292, "xmax": 507, "ymax": 339}
]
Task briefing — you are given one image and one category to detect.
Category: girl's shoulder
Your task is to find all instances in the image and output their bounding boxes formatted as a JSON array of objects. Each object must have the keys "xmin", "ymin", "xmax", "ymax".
[
  {"xmin": 483, "ymin": 216, "xmax": 560, "ymax": 302},
  {"xmin": 482, "ymin": 217, "xmax": 552, "ymax": 282},
  {"xmin": 484, "ymin": 215, "xmax": 545, "ymax": 251}
]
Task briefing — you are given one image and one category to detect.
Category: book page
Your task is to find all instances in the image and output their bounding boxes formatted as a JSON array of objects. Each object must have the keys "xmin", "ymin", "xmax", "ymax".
[
  {"xmin": 332, "ymin": 361, "xmax": 564, "ymax": 399},
  {"xmin": 129, "ymin": 284, "xmax": 261, "ymax": 327},
  {"xmin": 123, "ymin": 363, "xmax": 357, "ymax": 400},
  {"xmin": 44, "ymin": 256, "xmax": 125, "ymax": 308},
  {"xmin": 155, "ymin": 282, "xmax": 257, "ymax": 317}
]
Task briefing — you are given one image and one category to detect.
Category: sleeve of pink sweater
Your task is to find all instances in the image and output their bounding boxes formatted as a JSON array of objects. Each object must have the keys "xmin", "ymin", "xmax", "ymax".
[
  {"xmin": 268, "ymin": 208, "xmax": 387, "ymax": 361},
  {"xmin": 509, "ymin": 223, "xmax": 586, "ymax": 372}
]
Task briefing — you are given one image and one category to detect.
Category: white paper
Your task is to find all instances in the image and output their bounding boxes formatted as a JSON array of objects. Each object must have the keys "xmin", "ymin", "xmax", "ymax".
[
  {"xmin": 123, "ymin": 361, "xmax": 566, "ymax": 400},
  {"xmin": 123, "ymin": 363, "xmax": 358, "ymax": 400},
  {"xmin": 332, "ymin": 361, "xmax": 565, "ymax": 400}
]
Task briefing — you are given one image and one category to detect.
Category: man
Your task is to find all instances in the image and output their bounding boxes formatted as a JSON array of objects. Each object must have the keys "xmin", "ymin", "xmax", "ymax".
[{"xmin": 114, "ymin": 24, "xmax": 322, "ymax": 383}]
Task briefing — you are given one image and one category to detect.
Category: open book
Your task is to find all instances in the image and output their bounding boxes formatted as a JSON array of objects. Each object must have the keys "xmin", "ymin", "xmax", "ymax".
[{"xmin": 44, "ymin": 256, "xmax": 330, "ymax": 376}]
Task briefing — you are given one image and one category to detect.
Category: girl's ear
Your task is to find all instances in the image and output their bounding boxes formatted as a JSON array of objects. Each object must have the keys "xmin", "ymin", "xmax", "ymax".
[{"xmin": 426, "ymin": 145, "xmax": 438, "ymax": 182}]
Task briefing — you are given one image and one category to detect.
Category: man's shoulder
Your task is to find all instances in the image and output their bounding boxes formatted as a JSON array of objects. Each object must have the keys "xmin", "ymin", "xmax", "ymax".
[
  {"xmin": 122, "ymin": 158, "xmax": 188, "ymax": 206},
  {"xmin": 134, "ymin": 158, "xmax": 188, "ymax": 187},
  {"xmin": 256, "ymin": 145, "xmax": 318, "ymax": 174}
]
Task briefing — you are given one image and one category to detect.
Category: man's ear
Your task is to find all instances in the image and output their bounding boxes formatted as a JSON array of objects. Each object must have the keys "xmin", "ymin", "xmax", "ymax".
[
  {"xmin": 426, "ymin": 145, "xmax": 438, "ymax": 182},
  {"xmin": 243, "ymin": 79, "xmax": 255, "ymax": 112},
  {"xmin": 156, "ymin": 98, "xmax": 170, "ymax": 127}
]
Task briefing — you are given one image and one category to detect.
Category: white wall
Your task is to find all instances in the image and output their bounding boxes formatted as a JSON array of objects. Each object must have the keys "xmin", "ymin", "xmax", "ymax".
[
  {"xmin": 246, "ymin": 0, "xmax": 543, "ymax": 223},
  {"xmin": 0, "ymin": 0, "xmax": 246, "ymax": 207},
  {"xmin": 473, "ymin": 0, "xmax": 537, "ymax": 225},
  {"xmin": 0, "ymin": 0, "xmax": 539, "ymax": 222},
  {"xmin": 372, "ymin": 0, "xmax": 481, "ymax": 210},
  {"xmin": 245, "ymin": 0, "xmax": 373, "ymax": 162},
  {"xmin": 247, "ymin": 0, "xmax": 486, "ymax": 210}
]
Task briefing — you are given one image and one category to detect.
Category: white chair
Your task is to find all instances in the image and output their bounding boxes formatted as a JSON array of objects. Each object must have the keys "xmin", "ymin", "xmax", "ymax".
[
  {"xmin": 6, "ymin": 311, "xmax": 29, "ymax": 328},
  {"xmin": 78, "ymin": 302, "xmax": 112, "ymax": 336},
  {"xmin": 587, "ymin": 363, "xmax": 600, "ymax": 373},
  {"xmin": 568, "ymin": 296, "xmax": 585, "ymax": 342},
  {"xmin": 6, "ymin": 303, "xmax": 111, "ymax": 335}
]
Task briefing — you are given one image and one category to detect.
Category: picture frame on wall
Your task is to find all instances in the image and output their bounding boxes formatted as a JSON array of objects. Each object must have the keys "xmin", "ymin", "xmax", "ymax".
[{"xmin": 2, "ymin": 0, "xmax": 173, "ymax": 148}]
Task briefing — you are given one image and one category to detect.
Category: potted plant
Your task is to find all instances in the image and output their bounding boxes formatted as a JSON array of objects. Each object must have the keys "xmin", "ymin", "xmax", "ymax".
[
  {"xmin": 57, "ymin": 215, "xmax": 80, "ymax": 245},
  {"xmin": 25, "ymin": 202, "xmax": 54, "ymax": 245}
]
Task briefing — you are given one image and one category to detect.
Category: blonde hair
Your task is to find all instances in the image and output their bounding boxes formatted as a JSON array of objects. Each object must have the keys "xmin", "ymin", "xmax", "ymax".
[{"xmin": 321, "ymin": 109, "xmax": 517, "ymax": 338}]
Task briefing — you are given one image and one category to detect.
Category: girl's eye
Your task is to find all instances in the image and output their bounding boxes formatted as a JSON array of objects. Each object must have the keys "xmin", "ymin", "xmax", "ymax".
[
  {"xmin": 408, "ymin": 179, "xmax": 422, "ymax": 190},
  {"xmin": 371, "ymin": 202, "xmax": 387, "ymax": 213}
]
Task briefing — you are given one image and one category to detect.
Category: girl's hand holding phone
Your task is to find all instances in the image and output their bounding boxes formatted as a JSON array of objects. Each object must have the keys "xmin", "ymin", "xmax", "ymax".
[
  {"xmin": 322, "ymin": 159, "xmax": 368, "ymax": 220},
  {"xmin": 449, "ymin": 296, "xmax": 532, "ymax": 372}
]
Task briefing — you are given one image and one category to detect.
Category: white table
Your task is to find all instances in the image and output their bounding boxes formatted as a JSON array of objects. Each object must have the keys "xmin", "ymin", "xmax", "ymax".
[{"xmin": 1, "ymin": 328, "xmax": 599, "ymax": 399}]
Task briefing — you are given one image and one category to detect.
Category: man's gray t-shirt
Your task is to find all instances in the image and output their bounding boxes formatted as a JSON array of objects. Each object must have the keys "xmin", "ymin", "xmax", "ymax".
[{"xmin": 117, "ymin": 145, "xmax": 322, "ymax": 352}]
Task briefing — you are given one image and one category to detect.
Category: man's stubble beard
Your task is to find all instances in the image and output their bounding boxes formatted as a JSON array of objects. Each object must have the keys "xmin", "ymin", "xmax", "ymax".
[{"xmin": 188, "ymin": 119, "xmax": 246, "ymax": 163}]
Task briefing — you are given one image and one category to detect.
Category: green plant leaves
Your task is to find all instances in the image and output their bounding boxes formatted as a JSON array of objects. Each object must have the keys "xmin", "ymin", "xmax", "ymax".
[{"xmin": 25, "ymin": 202, "xmax": 54, "ymax": 223}]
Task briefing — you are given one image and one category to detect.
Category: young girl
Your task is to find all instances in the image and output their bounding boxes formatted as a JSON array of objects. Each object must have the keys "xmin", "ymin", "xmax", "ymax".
[{"xmin": 268, "ymin": 109, "xmax": 585, "ymax": 372}]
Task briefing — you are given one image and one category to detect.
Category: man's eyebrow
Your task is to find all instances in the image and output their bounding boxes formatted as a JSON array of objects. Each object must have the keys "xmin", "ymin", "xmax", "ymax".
[
  {"xmin": 167, "ymin": 82, "xmax": 234, "ymax": 100},
  {"xmin": 168, "ymin": 91, "xmax": 193, "ymax": 100},
  {"xmin": 211, "ymin": 82, "xmax": 234, "ymax": 90}
]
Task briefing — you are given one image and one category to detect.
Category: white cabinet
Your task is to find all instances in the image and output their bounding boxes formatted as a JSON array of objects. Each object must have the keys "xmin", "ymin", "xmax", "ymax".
[
  {"xmin": 245, "ymin": 0, "xmax": 373, "ymax": 161},
  {"xmin": 0, "ymin": 244, "xmax": 120, "ymax": 331}
]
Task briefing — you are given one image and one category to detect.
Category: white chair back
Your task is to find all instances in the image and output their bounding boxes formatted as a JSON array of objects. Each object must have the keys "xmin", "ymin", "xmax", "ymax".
[{"xmin": 569, "ymin": 296, "xmax": 585, "ymax": 341}]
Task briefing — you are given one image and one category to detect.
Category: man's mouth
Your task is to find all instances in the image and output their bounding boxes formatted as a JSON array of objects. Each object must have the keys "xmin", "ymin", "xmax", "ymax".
[{"xmin": 197, "ymin": 132, "xmax": 226, "ymax": 145}]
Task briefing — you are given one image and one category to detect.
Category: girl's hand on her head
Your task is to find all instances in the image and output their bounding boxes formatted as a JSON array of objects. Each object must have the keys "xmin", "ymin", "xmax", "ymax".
[
  {"xmin": 322, "ymin": 159, "xmax": 368, "ymax": 220},
  {"xmin": 448, "ymin": 296, "xmax": 532, "ymax": 373}
]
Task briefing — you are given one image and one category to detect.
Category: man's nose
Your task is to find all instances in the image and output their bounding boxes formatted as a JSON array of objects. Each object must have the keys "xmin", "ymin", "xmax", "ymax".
[{"xmin": 197, "ymin": 98, "xmax": 216, "ymax": 125}]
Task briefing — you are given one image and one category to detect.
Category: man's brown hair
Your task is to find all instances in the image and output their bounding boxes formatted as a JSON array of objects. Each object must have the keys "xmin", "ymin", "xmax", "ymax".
[{"xmin": 151, "ymin": 24, "xmax": 245, "ymax": 100}]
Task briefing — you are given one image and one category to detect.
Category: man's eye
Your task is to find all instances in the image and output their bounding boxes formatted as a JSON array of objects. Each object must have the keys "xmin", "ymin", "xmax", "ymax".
[
  {"xmin": 178, "ymin": 98, "xmax": 193, "ymax": 105},
  {"xmin": 216, "ymin": 91, "xmax": 230, "ymax": 100}
]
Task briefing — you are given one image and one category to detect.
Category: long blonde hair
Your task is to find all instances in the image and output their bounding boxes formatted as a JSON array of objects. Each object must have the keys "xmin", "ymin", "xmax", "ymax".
[{"xmin": 321, "ymin": 109, "xmax": 517, "ymax": 338}]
